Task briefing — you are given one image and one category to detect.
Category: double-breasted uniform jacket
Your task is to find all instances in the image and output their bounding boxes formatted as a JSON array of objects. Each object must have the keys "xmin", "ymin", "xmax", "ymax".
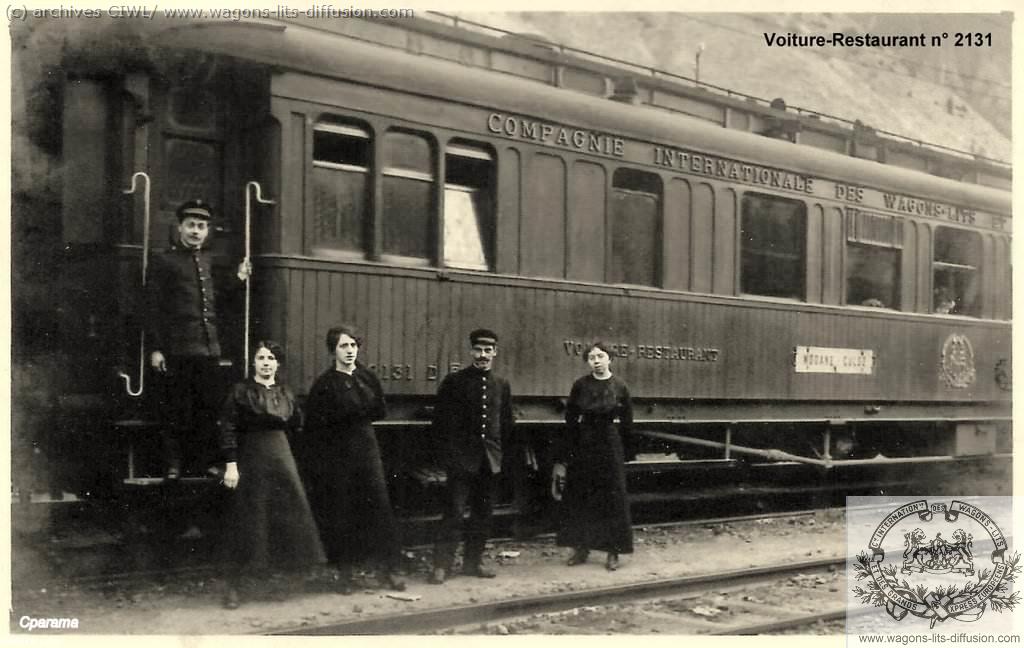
[
  {"xmin": 434, "ymin": 366, "xmax": 514, "ymax": 475},
  {"xmin": 145, "ymin": 242, "xmax": 222, "ymax": 358}
]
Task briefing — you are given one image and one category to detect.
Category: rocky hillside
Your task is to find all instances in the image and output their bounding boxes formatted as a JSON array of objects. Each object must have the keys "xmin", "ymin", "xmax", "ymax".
[{"xmin": 452, "ymin": 12, "xmax": 1011, "ymax": 162}]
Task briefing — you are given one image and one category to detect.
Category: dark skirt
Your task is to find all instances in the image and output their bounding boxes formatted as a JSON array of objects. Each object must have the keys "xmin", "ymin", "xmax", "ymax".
[
  {"xmin": 222, "ymin": 429, "xmax": 326, "ymax": 573},
  {"xmin": 556, "ymin": 421, "xmax": 634, "ymax": 554},
  {"xmin": 306, "ymin": 424, "xmax": 402, "ymax": 568}
]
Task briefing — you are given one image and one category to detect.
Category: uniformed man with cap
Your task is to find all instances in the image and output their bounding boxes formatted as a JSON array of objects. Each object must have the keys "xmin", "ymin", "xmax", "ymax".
[
  {"xmin": 429, "ymin": 328, "xmax": 515, "ymax": 584},
  {"xmin": 145, "ymin": 199, "xmax": 251, "ymax": 480}
]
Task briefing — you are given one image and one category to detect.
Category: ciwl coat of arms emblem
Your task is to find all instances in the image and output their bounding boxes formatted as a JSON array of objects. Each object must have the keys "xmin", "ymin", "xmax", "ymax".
[
  {"xmin": 852, "ymin": 500, "xmax": 1020, "ymax": 628},
  {"xmin": 940, "ymin": 334, "xmax": 976, "ymax": 389},
  {"xmin": 901, "ymin": 528, "xmax": 974, "ymax": 575}
]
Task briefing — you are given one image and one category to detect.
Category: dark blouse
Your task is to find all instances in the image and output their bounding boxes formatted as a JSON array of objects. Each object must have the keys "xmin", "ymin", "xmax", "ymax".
[
  {"xmin": 304, "ymin": 364, "xmax": 387, "ymax": 436},
  {"xmin": 218, "ymin": 380, "xmax": 300, "ymax": 463},
  {"xmin": 556, "ymin": 374, "xmax": 634, "ymax": 464}
]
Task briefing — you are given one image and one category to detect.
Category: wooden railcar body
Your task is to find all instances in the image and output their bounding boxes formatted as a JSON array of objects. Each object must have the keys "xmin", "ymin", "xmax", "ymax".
[
  {"xmin": 12, "ymin": 15, "xmax": 1011, "ymax": 496},
  {"xmin": 231, "ymin": 22, "xmax": 1010, "ymax": 420}
]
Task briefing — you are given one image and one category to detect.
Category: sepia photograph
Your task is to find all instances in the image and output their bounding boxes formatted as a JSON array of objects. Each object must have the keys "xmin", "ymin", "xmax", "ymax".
[{"xmin": 7, "ymin": 5, "xmax": 1014, "ymax": 639}]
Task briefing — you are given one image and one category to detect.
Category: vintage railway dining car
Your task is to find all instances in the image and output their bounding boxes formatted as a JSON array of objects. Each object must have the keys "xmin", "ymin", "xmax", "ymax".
[{"xmin": 12, "ymin": 15, "xmax": 1011, "ymax": 503}]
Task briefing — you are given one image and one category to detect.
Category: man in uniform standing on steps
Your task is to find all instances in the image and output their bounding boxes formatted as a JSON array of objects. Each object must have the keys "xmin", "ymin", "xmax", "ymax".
[
  {"xmin": 429, "ymin": 328, "xmax": 516, "ymax": 584},
  {"xmin": 145, "ymin": 199, "xmax": 251, "ymax": 481}
]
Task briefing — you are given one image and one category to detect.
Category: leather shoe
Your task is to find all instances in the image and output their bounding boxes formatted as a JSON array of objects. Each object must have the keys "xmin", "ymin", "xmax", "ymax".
[
  {"xmin": 380, "ymin": 572, "xmax": 406, "ymax": 592},
  {"xmin": 335, "ymin": 581, "xmax": 354, "ymax": 595},
  {"xmin": 567, "ymin": 548, "xmax": 589, "ymax": 566},
  {"xmin": 334, "ymin": 575, "xmax": 355, "ymax": 595},
  {"xmin": 428, "ymin": 567, "xmax": 447, "ymax": 585},
  {"xmin": 222, "ymin": 587, "xmax": 240, "ymax": 610},
  {"xmin": 463, "ymin": 564, "xmax": 496, "ymax": 578},
  {"xmin": 605, "ymin": 553, "xmax": 619, "ymax": 571}
]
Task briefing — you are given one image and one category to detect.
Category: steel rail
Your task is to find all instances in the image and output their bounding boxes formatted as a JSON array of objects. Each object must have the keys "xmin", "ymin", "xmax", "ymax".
[
  {"xmin": 711, "ymin": 607, "xmax": 849, "ymax": 635},
  {"xmin": 274, "ymin": 556, "xmax": 847, "ymax": 635}
]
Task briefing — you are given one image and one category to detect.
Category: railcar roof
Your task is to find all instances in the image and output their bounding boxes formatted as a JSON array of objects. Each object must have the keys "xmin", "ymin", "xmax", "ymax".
[
  {"xmin": 49, "ymin": 16, "xmax": 1006, "ymax": 215},
  {"xmin": 43, "ymin": 16, "xmax": 1011, "ymax": 173},
  {"xmin": 136, "ymin": 18, "xmax": 1009, "ymax": 216},
  {"xmin": 417, "ymin": 12, "xmax": 1010, "ymax": 168}
]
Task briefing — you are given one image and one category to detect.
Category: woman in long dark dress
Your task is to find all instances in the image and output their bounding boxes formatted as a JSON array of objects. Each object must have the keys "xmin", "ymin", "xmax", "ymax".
[
  {"xmin": 552, "ymin": 341, "xmax": 634, "ymax": 571},
  {"xmin": 301, "ymin": 325, "xmax": 406, "ymax": 593},
  {"xmin": 218, "ymin": 341, "xmax": 325, "ymax": 609}
]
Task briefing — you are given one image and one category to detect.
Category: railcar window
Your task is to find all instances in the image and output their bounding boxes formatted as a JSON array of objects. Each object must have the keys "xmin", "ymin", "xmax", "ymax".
[
  {"xmin": 444, "ymin": 142, "xmax": 494, "ymax": 271},
  {"xmin": 1000, "ymin": 251, "xmax": 1011, "ymax": 321},
  {"xmin": 383, "ymin": 130, "xmax": 434, "ymax": 263},
  {"xmin": 162, "ymin": 137, "xmax": 222, "ymax": 214},
  {"xmin": 312, "ymin": 123, "xmax": 371, "ymax": 255},
  {"xmin": 933, "ymin": 227, "xmax": 982, "ymax": 316},
  {"xmin": 610, "ymin": 169, "xmax": 661, "ymax": 286},
  {"xmin": 740, "ymin": 194, "xmax": 806, "ymax": 299},
  {"xmin": 846, "ymin": 245, "xmax": 900, "ymax": 309},
  {"xmin": 168, "ymin": 87, "xmax": 218, "ymax": 132},
  {"xmin": 845, "ymin": 210, "xmax": 902, "ymax": 310}
]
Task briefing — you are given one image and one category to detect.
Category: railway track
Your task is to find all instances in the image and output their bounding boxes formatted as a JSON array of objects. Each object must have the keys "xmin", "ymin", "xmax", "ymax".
[
  {"xmin": 274, "ymin": 556, "xmax": 849, "ymax": 635},
  {"xmin": 14, "ymin": 500, "xmax": 1010, "ymax": 635},
  {"xmin": 32, "ymin": 506, "xmax": 830, "ymax": 588}
]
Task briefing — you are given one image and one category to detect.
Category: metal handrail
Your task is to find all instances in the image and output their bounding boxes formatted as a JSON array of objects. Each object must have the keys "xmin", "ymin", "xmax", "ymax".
[
  {"xmin": 117, "ymin": 172, "xmax": 151, "ymax": 397},
  {"xmin": 243, "ymin": 181, "xmax": 275, "ymax": 377}
]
